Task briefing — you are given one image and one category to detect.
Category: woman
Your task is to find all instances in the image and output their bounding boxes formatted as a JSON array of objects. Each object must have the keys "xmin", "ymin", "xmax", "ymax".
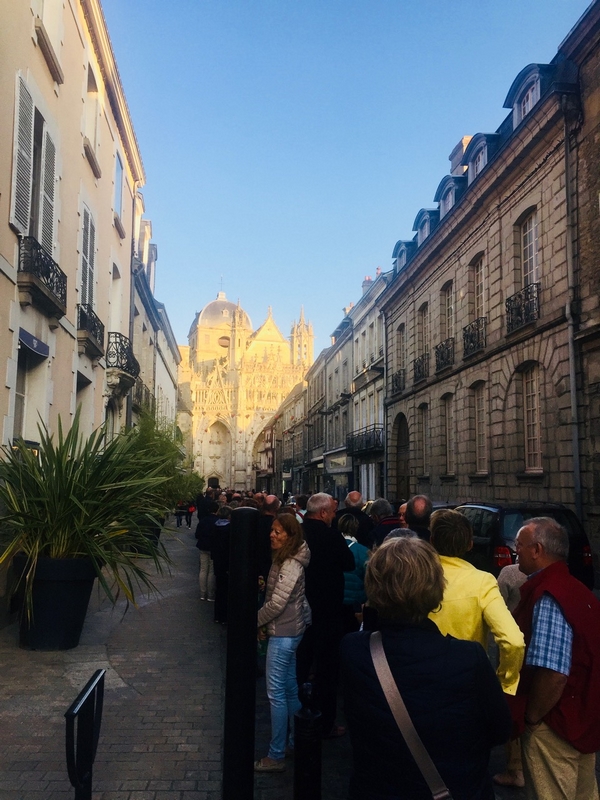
[
  {"xmin": 254, "ymin": 513, "xmax": 311, "ymax": 773},
  {"xmin": 341, "ymin": 537, "xmax": 511, "ymax": 800},
  {"xmin": 338, "ymin": 513, "xmax": 369, "ymax": 634}
]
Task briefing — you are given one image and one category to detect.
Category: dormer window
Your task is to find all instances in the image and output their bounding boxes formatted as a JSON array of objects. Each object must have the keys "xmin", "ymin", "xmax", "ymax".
[
  {"xmin": 397, "ymin": 249, "xmax": 406, "ymax": 269},
  {"xmin": 473, "ymin": 147, "xmax": 487, "ymax": 178},
  {"xmin": 441, "ymin": 188, "xmax": 454, "ymax": 216},
  {"xmin": 520, "ymin": 80, "xmax": 539, "ymax": 119},
  {"xmin": 418, "ymin": 217, "xmax": 430, "ymax": 246},
  {"xmin": 504, "ymin": 65, "xmax": 550, "ymax": 129}
]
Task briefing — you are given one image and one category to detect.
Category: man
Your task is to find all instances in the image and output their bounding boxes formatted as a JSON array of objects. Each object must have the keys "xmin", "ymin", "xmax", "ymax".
[
  {"xmin": 298, "ymin": 492, "xmax": 355, "ymax": 737},
  {"xmin": 405, "ymin": 494, "xmax": 432, "ymax": 541},
  {"xmin": 335, "ymin": 491, "xmax": 374, "ymax": 548},
  {"xmin": 429, "ymin": 510, "xmax": 525, "ymax": 694},
  {"xmin": 512, "ymin": 517, "xmax": 600, "ymax": 799},
  {"xmin": 370, "ymin": 498, "xmax": 399, "ymax": 546},
  {"xmin": 397, "ymin": 501, "xmax": 407, "ymax": 528}
]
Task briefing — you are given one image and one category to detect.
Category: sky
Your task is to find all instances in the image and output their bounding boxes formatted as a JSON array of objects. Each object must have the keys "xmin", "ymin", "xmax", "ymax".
[{"xmin": 100, "ymin": 0, "xmax": 592, "ymax": 355}]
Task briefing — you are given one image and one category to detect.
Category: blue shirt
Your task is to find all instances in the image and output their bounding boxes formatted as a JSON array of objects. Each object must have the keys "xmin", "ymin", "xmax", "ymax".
[{"xmin": 526, "ymin": 592, "xmax": 573, "ymax": 676}]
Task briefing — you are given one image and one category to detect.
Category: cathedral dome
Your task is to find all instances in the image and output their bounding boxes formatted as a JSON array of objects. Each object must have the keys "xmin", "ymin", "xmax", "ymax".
[{"xmin": 197, "ymin": 292, "xmax": 252, "ymax": 330}]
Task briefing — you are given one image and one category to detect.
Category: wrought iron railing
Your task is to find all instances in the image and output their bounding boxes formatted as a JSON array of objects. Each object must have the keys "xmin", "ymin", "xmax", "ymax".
[
  {"xmin": 132, "ymin": 377, "xmax": 155, "ymax": 412},
  {"xmin": 347, "ymin": 424, "xmax": 384, "ymax": 455},
  {"xmin": 413, "ymin": 352, "xmax": 429, "ymax": 383},
  {"xmin": 391, "ymin": 369, "xmax": 406, "ymax": 394},
  {"xmin": 506, "ymin": 283, "xmax": 540, "ymax": 334},
  {"xmin": 77, "ymin": 304, "xmax": 105, "ymax": 349},
  {"xmin": 435, "ymin": 337, "xmax": 454, "ymax": 372},
  {"xmin": 106, "ymin": 332, "xmax": 140, "ymax": 378},
  {"xmin": 19, "ymin": 236, "xmax": 67, "ymax": 307},
  {"xmin": 463, "ymin": 317, "xmax": 487, "ymax": 358}
]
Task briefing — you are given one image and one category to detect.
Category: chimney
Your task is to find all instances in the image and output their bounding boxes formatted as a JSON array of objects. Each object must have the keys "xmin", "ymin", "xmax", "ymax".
[
  {"xmin": 362, "ymin": 276, "xmax": 373, "ymax": 295},
  {"xmin": 449, "ymin": 136, "xmax": 472, "ymax": 176}
]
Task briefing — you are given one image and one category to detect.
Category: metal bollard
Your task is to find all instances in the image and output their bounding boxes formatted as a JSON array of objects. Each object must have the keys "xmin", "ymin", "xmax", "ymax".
[
  {"xmin": 222, "ymin": 507, "xmax": 259, "ymax": 800},
  {"xmin": 64, "ymin": 669, "xmax": 105, "ymax": 800},
  {"xmin": 294, "ymin": 682, "xmax": 322, "ymax": 800}
]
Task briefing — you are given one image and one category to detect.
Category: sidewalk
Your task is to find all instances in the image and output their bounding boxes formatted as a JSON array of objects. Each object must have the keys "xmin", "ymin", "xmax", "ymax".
[{"xmin": 0, "ymin": 520, "xmax": 530, "ymax": 800}]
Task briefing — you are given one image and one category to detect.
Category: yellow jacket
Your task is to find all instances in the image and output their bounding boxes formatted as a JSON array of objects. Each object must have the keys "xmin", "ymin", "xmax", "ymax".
[{"xmin": 429, "ymin": 556, "xmax": 525, "ymax": 695}]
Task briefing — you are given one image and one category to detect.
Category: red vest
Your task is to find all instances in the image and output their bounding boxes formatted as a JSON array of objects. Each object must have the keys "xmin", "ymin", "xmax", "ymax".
[{"xmin": 513, "ymin": 560, "xmax": 600, "ymax": 753}]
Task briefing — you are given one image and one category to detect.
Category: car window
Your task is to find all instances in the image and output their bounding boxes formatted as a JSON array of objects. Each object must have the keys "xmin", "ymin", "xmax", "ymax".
[
  {"xmin": 479, "ymin": 510, "xmax": 496, "ymax": 539},
  {"xmin": 459, "ymin": 507, "xmax": 481, "ymax": 533},
  {"xmin": 503, "ymin": 512, "xmax": 524, "ymax": 543}
]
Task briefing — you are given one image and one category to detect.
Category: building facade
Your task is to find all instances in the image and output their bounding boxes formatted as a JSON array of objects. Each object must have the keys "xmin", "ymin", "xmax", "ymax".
[{"xmin": 178, "ymin": 294, "xmax": 313, "ymax": 490}]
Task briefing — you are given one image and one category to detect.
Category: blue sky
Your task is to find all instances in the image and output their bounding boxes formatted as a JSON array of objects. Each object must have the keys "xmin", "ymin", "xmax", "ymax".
[{"xmin": 100, "ymin": 0, "xmax": 591, "ymax": 355}]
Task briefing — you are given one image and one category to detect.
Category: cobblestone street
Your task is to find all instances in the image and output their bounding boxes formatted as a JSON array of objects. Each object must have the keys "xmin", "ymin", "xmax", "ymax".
[{"xmin": 0, "ymin": 517, "xmax": 582, "ymax": 800}]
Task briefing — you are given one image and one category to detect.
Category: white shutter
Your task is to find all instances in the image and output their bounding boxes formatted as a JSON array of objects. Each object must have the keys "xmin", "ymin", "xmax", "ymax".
[
  {"xmin": 81, "ymin": 207, "xmax": 95, "ymax": 307},
  {"xmin": 10, "ymin": 77, "xmax": 34, "ymax": 235},
  {"xmin": 39, "ymin": 128, "xmax": 56, "ymax": 255}
]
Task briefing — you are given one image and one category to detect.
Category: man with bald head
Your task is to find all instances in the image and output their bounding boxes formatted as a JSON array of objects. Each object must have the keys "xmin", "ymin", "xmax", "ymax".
[
  {"xmin": 335, "ymin": 491, "xmax": 374, "ymax": 548},
  {"xmin": 405, "ymin": 494, "xmax": 433, "ymax": 541}
]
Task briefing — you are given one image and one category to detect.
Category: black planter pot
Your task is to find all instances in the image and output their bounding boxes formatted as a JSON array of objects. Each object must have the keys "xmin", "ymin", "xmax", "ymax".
[{"xmin": 13, "ymin": 555, "xmax": 97, "ymax": 651}]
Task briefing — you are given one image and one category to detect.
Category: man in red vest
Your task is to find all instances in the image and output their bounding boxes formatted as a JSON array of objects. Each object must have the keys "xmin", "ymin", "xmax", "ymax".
[{"xmin": 512, "ymin": 517, "xmax": 600, "ymax": 799}]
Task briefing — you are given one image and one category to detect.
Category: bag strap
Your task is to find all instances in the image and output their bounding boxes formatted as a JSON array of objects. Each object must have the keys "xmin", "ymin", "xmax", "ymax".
[{"xmin": 369, "ymin": 631, "xmax": 453, "ymax": 800}]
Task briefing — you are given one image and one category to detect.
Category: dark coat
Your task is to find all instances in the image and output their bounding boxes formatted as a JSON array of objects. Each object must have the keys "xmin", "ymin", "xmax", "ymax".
[
  {"xmin": 194, "ymin": 514, "xmax": 217, "ymax": 551},
  {"xmin": 341, "ymin": 621, "xmax": 511, "ymax": 800},
  {"xmin": 301, "ymin": 516, "xmax": 355, "ymax": 615},
  {"xmin": 336, "ymin": 506, "xmax": 375, "ymax": 548},
  {"xmin": 371, "ymin": 516, "xmax": 401, "ymax": 547}
]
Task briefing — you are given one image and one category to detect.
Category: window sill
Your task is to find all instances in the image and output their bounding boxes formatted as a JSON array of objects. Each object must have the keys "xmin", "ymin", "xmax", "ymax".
[
  {"xmin": 35, "ymin": 18, "xmax": 64, "ymax": 84},
  {"xmin": 113, "ymin": 213, "xmax": 126, "ymax": 240},
  {"xmin": 440, "ymin": 474, "xmax": 457, "ymax": 483},
  {"xmin": 469, "ymin": 472, "xmax": 490, "ymax": 484},
  {"xmin": 516, "ymin": 470, "xmax": 545, "ymax": 484},
  {"xmin": 83, "ymin": 138, "xmax": 102, "ymax": 179}
]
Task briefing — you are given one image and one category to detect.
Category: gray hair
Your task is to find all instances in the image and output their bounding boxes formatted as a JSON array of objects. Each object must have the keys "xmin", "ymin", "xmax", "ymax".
[
  {"xmin": 526, "ymin": 517, "xmax": 569, "ymax": 560},
  {"xmin": 370, "ymin": 498, "xmax": 394, "ymax": 519},
  {"xmin": 383, "ymin": 528, "xmax": 419, "ymax": 542},
  {"xmin": 306, "ymin": 492, "xmax": 333, "ymax": 515}
]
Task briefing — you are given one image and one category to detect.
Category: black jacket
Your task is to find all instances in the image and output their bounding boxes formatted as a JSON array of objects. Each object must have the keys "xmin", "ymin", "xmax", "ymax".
[
  {"xmin": 195, "ymin": 514, "xmax": 217, "ymax": 550},
  {"xmin": 335, "ymin": 506, "xmax": 375, "ymax": 548},
  {"xmin": 341, "ymin": 621, "xmax": 511, "ymax": 800},
  {"xmin": 301, "ymin": 516, "xmax": 355, "ymax": 615}
]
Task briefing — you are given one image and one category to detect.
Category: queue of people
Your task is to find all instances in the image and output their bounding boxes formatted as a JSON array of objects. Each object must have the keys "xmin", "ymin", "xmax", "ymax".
[{"xmin": 186, "ymin": 487, "xmax": 600, "ymax": 799}]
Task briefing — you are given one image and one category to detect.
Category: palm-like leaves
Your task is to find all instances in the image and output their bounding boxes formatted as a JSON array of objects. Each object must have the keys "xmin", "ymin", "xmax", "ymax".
[{"xmin": 0, "ymin": 412, "xmax": 173, "ymax": 610}]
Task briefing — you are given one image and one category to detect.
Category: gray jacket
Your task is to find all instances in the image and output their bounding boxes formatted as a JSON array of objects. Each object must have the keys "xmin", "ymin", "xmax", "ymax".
[{"xmin": 257, "ymin": 541, "xmax": 311, "ymax": 637}]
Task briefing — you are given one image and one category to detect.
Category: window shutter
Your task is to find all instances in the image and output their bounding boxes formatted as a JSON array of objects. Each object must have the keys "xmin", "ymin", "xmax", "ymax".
[
  {"xmin": 81, "ymin": 208, "xmax": 90, "ymax": 306},
  {"xmin": 10, "ymin": 77, "xmax": 34, "ymax": 236},
  {"xmin": 88, "ymin": 214, "xmax": 95, "ymax": 308},
  {"xmin": 39, "ymin": 128, "xmax": 56, "ymax": 255}
]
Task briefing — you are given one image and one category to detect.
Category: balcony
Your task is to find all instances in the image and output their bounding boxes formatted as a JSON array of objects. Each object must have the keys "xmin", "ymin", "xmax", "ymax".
[
  {"xmin": 18, "ymin": 236, "xmax": 67, "ymax": 321},
  {"xmin": 506, "ymin": 283, "xmax": 540, "ymax": 334},
  {"xmin": 346, "ymin": 424, "xmax": 384, "ymax": 456},
  {"xmin": 77, "ymin": 304, "xmax": 105, "ymax": 359},
  {"xmin": 435, "ymin": 337, "xmax": 454, "ymax": 372},
  {"xmin": 391, "ymin": 369, "xmax": 406, "ymax": 394},
  {"xmin": 463, "ymin": 317, "xmax": 487, "ymax": 358},
  {"xmin": 413, "ymin": 352, "xmax": 429, "ymax": 383},
  {"xmin": 105, "ymin": 332, "xmax": 140, "ymax": 399},
  {"xmin": 132, "ymin": 377, "xmax": 155, "ymax": 413}
]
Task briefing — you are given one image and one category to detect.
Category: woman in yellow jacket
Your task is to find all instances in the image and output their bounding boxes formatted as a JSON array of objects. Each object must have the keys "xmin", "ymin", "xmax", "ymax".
[{"xmin": 428, "ymin": 509, "xmax": 525, "ymax": 696}]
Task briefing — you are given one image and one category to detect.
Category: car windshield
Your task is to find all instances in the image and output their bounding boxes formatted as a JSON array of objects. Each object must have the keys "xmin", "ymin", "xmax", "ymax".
[{"xmin": 502, "ymin": 510, "xmax": 579, "ymax": 544}]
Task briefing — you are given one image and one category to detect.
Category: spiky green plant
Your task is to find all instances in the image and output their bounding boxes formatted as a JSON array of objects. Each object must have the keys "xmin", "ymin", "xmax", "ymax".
[{"xmin": 0, "ymin": 411, "xmax": 173, "ymax": 613}]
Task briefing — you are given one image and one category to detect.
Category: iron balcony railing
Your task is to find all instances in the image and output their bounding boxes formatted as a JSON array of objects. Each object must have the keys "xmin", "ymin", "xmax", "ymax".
[
  {"xmin": 435, "ymin": 337, "xmax": 454, "ymax": 372},
  {"xmin": 132, "ymin": 377, "xmax": 155, "ymax": 412},
  {"xmin": 391, "ymin": 369, "xmax": 406, "ymax": 394},
  {"xmin": 463, "ymin": 317, "xmax": 487, "ymax": 358},
  {"xmin": 106, "ymin": 332, "xmax": 140, "ymax": 379},
  {"xmin": 506, "ymin": 283, "xmax": 540, "ymax": 334},
  {"xmin": 19, "ymin": 236, "xmax": 67, "ymax": 307},
  {"xmin": 347, "ymin": 424, "xmax": 384, "ymax": 455},
  {"xmin": 77, "ymin": 304, "xmax": 105, "ymax": 349},
  {"xmin": 413, "ymin": 352, "xmax": 429, "ymax": 383}
]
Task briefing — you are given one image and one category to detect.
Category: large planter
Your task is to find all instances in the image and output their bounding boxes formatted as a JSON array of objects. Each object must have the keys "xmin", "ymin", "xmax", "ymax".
[{"xmin": 14, "ymin": 555, "xmax": 97, "ymax": 650}]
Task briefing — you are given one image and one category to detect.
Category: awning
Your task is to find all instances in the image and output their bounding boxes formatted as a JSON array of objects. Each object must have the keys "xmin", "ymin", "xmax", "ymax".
[{"xmin": 19, "ymin": 328, "xmax": 49, "ymax": 358}]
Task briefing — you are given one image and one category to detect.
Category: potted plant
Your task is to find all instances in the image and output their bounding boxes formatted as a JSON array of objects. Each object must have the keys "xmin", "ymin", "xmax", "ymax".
[{"xmin": 0, "ymin": 411, "xmax": 173, "ymax": 650}]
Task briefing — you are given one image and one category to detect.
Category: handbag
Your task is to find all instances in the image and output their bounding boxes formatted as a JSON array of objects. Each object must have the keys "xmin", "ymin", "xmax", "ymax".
[{"xmin": 369, "ymin": 631, "xmax": 454, "ymax": 800}]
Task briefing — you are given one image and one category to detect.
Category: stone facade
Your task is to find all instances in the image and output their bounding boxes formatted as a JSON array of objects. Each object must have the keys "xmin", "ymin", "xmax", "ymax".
[{"xmin": 178, "ymin": 294, "xmax": 313, "ymax": 490}]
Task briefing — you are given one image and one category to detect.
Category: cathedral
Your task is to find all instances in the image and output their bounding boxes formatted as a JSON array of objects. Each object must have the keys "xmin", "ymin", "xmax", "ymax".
[{"xmin": 178, "ymin": 292, "xmax": 313, "ymax": 490}]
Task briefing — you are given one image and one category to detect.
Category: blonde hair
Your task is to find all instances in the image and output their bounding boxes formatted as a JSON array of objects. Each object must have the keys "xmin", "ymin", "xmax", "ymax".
[{"xmin": 365, "ymin": 537, "xmax": 445, "ymax": 622}]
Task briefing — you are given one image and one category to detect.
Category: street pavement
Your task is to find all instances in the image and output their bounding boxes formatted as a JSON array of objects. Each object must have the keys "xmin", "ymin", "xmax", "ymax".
[{"xmin": 0, "ymin": 517, "xmax": 592, "ymax": 799}]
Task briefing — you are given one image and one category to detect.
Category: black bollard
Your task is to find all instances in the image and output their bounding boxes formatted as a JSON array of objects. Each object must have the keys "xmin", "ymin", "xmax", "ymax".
[
  {"xmin": 294, "ymin": 682, "xmax": 322, "ymax": 800},
  {"xmin": 222, "ymin": 507, "xmax": 259, "ymax": 800}
]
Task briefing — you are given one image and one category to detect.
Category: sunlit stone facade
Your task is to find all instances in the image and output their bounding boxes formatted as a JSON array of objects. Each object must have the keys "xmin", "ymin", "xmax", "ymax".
[{"xmin": 178, "ymin": 293, "xmax": 313, "ymax": 490}]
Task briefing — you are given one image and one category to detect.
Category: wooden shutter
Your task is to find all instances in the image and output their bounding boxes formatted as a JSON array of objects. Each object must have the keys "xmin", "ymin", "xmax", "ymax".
[
  {"xmin": 81, "ymin": 207, "xmax": 95, "ymax": 307},
  {"xmin": 10, "ymin": 77, "xmax": 34, "ymax": 235},
  {"xmin": 39, "ymin": 128, "xmax": 56, "ymax": 255}
]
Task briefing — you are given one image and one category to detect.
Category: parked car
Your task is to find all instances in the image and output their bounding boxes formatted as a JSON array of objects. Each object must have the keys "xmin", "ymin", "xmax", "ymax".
[{"xmin": 455, "ymin": 502, "xmax": 595, "ymax": 589}]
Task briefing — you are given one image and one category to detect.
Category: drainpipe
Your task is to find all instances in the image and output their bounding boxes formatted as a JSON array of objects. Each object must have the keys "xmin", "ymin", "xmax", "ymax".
[
  {"xmin": 562, "ymin": 95, "xmax": 583, "ymax": 521},
  {"xmin": 125, "ymin": 180, "xmax": 139, "ymax": 430}
]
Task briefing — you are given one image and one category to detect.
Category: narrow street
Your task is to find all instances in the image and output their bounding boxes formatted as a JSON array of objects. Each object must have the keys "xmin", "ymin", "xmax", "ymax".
[{"xmin": 0, "ymin": 518, "xmax": 548, "ymax": 799}]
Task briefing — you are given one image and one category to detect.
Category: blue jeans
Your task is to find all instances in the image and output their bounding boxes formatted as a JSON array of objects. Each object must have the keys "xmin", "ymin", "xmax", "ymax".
[{"xmin": 265, "ymin": 634, "xmax": 303, "ymax": 760}]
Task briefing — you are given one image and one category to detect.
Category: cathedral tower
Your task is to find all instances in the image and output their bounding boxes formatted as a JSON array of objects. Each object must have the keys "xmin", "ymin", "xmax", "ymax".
[{"xmin": 290, "ymin": 307, "xmax": 314, "ymax": 366}]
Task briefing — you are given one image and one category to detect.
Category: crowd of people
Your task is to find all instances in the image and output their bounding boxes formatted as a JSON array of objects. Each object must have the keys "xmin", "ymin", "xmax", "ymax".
[{"xmin": 184, "ymin": 488, "xmax": 600, "ymax": 800}]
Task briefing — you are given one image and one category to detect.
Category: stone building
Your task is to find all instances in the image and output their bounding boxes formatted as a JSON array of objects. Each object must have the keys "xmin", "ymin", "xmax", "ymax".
[{"xmin": 178, "ymin": 293, "xmax": 313, "ymax": 490}]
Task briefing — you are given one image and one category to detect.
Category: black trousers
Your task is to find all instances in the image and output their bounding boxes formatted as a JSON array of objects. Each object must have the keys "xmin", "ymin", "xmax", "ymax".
[{"xmin": 296, "ymin": 612, "xmax": 343, "ymax": 735}]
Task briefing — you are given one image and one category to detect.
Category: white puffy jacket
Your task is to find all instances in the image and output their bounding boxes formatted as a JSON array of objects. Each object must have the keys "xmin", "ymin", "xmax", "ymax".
[{"xmin": 257, "ymin": 541, "xmax": 311, "ymax": 636}]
